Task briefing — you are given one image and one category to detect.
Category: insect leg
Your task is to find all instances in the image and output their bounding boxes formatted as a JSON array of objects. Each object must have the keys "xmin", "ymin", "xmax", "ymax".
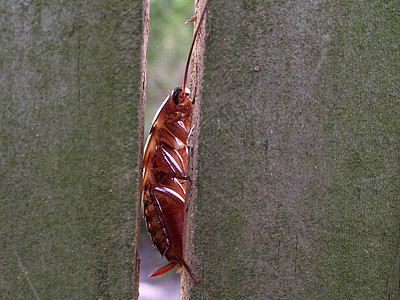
[{"xmin": 149, "ymin": 262, "xmax": 176, "ymax": 278}]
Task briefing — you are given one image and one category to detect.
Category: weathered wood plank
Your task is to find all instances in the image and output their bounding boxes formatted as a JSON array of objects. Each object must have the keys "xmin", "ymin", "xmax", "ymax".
[
  {"xmin": 183, "ymin": 0, "xmax": 399, "ymax": 299},
  {"xmin": 0, "ymin": 0, "xmax": 148, "ymax": 298}
]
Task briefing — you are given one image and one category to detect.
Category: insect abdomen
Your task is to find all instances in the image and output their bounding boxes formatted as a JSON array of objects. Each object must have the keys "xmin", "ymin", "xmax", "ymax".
[{"xmin": 142, "ymin": 89, "xmax": 198, "ymax": 281}]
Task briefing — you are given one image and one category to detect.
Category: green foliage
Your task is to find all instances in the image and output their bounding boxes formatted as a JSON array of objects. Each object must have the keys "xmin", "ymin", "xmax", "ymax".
[{"xmin": 145, "ymin": 0, "xmax": 193, "ymax": 135}]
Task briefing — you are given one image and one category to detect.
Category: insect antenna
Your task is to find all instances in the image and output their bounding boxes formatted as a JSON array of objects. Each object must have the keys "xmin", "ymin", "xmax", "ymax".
[{"xmin": 181, "ymin": 0, "xmax": 210, "ymax": 96}]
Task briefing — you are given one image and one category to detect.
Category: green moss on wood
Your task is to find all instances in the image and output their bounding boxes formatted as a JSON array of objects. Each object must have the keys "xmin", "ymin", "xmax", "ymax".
[
  {"xmin": 0, "ymin": 0, "xmax": 144, "ymax": 298},
  {"xmin": 184, "ymin": 0, "xmax": 399, "ymax": 299}
]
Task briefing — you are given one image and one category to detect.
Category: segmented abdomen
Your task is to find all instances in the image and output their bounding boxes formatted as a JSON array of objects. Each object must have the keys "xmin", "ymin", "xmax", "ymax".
[{"xmin": 142, "ymin": 89, "xmax": 192, "ymax": 276}]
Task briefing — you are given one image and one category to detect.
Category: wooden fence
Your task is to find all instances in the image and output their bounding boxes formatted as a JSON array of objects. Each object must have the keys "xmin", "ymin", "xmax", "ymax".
[{"xmin": 1, "ymin": 0, "xmax": 398, "ymax": 299}]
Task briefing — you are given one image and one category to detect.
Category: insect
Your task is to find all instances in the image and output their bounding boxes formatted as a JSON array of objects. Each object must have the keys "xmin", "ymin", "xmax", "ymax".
[{"xmin": 142, "ymin": 1, "xmax": 209, "ymax": 282}]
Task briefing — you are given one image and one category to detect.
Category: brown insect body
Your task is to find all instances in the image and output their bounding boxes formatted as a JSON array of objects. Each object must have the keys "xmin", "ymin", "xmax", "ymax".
[
  {"xmin": 142, "ymin": 87, "xmax": 195, "ymax": 280},
  {"xmin": 142, "ymin": 0, "xmax": 209, "ymax": 282}
]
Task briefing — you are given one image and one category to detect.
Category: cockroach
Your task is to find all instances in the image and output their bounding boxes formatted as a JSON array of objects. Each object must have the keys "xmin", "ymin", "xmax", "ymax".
[{"xmin": 142, "ymin": 0, "xmax": 209, "ymax": 282}]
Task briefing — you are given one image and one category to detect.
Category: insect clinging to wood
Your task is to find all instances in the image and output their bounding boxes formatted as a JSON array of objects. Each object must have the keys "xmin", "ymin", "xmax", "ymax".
[{"xmin": 142, "ymin": 0, "xmax": 209, "ymax": 282}]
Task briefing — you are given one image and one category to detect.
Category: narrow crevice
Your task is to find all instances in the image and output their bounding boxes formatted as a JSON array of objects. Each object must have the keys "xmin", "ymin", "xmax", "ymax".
[{"xmin": 138, "ymin": 1, "xmax": 194, "ymax": 299}]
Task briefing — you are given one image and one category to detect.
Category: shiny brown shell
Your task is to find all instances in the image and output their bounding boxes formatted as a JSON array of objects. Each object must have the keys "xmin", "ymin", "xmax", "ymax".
[
  {"xmin": 142, "ymin": 87, "xmax": 198, "ymax": 281},
  {"xmin": 142, "ymin": 0, "xmax": 209, "ymax": 282}
]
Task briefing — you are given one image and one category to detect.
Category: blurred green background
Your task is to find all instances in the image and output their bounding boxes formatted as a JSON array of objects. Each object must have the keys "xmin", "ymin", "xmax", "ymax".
[
  {"xmin": 145, "ymin": 0, "xmax": 194, "ymax": 136},
  {"xmin": 140, "ymin": 1, "xmax": 193, "ymax": 299}
]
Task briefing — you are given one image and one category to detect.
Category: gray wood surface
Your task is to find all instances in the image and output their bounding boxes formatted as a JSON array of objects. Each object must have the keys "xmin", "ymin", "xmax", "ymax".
[
  {"xmin": 183, "ymin": 0, "xmax": 399, "ymax": 299},
  {"xmin": 0, "ymin": 1, "xmax": 147, "ymax": 298}
]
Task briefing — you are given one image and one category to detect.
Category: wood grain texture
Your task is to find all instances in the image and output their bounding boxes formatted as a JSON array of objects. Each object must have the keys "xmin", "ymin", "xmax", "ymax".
[
  {"xmin": 183, "ymin": 0, "xmax": 399, "ymax": 299},
  {"xmin": 0, "ymin": 0, "xmax": 148, "ymax": 298}
]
